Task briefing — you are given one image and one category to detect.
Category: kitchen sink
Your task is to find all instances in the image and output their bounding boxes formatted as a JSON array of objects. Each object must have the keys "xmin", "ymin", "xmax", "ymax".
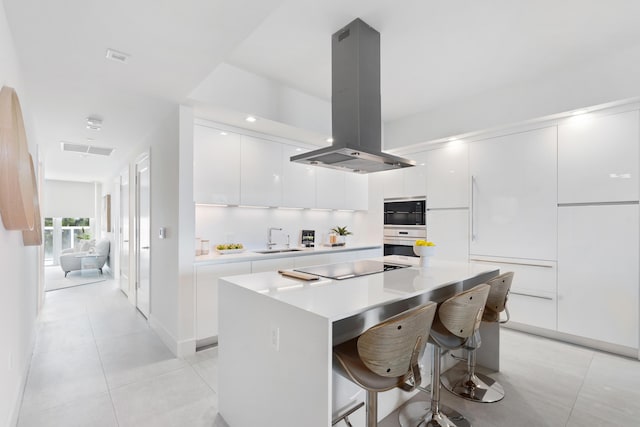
[{"xmin": 254, "ymin": 248, "xmax": 304, "ymax": 254}]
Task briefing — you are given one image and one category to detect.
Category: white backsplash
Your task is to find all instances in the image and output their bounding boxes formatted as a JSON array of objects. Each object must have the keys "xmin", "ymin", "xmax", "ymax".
[{"xmin": 195, "ymin": 205, "xmax": 375, "ymax": 251}]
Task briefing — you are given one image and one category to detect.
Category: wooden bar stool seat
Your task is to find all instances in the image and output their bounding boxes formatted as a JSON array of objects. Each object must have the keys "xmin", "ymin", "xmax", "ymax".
[
  {"xmin": 334, "ymin": 301, "xmax": 438, "ymax": 427},
  {"xmin": 442, "ymin": 272, "xmax": 514, "ymax": 403}
]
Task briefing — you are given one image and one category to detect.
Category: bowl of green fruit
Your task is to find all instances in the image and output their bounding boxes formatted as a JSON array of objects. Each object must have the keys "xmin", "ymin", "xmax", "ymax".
[{"xmin": 215, "ymin": 243, "xmax": 245, "ymax": 254}]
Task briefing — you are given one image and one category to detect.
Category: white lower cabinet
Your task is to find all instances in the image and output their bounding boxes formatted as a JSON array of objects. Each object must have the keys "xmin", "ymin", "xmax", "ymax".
[
  {"xmin": 558, "ymin": 204, "xmax": 639, "ymax": 349},
  {"xmin": 195, "ymin": 261, "xmax": 251, "ymax": 342},
  {"xmin": 293, "ymin": 254, "xmax": 333, "ymax": 268},
  {"xmin": 251, "ymin": 257, "xmax": 295, "ymax": 273},
  {"xmin": 469, "ymin": 257, "xmax": 557, "ymax": 331}
]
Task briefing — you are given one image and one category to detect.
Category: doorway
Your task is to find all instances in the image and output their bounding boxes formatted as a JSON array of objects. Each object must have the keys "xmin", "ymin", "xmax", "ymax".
[
  {"xmin": 135, "ymin": 154, "xmax": 151, "ymax": 318},
  {"xmin": 119, "ymin": 169, "xmax": 130, "ymax": 295}
]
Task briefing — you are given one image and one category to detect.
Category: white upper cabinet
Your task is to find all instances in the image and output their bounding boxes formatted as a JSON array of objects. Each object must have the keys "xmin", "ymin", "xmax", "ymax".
[
  {"xmin": 558, "ymin": 110, "xmax": 639, "ymax": 203},
  {"xmin": 240, "ymin": 136, "xmax": 282, "ymax": 207},
  {"xmin": 381, "ymin": 152, "xmax": 427, "ymax": 199},
  {"xmin": 316, "ymin": 168, "xmax": 345, "ymax": 209},
  {"xmin": 344, "ymin": 173, "xmax": 368, "ymax": 211},
  {"xmin": 193, "ymin": 125, "xmax": 241, "ymax": 205},
  {"xmin": 402, "ymin": 151, "xmax": 428, "ymax": 199},
  {"xmin": 426, "ymin": 143, "xmax": 469, "ymax": 209},
  {"xmin": 469, "ymin": 127, "xmax": 557, "ymax": 260},
  {"xmin": 281, "ymin": 144, "xmax": 316, "ymax": 208},
  {"xmin": 381, "ymin": 168, "xmax": 404, "ymax": 199}
]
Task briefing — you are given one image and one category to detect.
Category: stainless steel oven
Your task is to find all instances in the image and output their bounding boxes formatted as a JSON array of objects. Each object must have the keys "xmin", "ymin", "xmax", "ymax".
[
  {"xmin": 383, "ymin": 227, "xmax": 426, "ymax": 257},
  {"xmin": 384, "ymin": 198, "xmax": 426, "ymax": 227}
]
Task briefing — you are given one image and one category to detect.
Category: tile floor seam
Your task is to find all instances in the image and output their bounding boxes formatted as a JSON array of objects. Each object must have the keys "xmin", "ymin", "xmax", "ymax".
[
  {"xmin": 563, "ymin": 350, "xmax": 595, "ymax": 427},
  {"xmin": 192, "ymin": 361, "xmax": 216, "ymax": 393},
  {"xmin": 87, "ymin": 300, "xmax": 122, "ymax": 427}
]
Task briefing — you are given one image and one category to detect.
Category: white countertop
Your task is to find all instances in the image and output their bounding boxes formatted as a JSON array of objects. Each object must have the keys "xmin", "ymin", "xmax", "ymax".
[
  {"xmin": 194, "ymin": 243, "xmax": 381, "ymax": 265},
  {"xmin": 219, "ymin": 255, "xmax": 499, "ymax": 322}
]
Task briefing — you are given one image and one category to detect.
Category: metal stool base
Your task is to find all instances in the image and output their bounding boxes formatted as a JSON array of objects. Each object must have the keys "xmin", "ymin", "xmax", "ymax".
[
  {"xmin": 441, "ymin": 368, "xmax": 505, "ymax": 403},
  {"xmin": 399, "ymin": 401, "xmax": 471, "ymax": 427}
]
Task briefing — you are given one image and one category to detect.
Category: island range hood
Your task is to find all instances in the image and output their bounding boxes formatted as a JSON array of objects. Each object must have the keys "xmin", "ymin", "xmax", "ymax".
[{"xmin": 291, "ymin": 18, "xmax": 415, "ymax": 174}]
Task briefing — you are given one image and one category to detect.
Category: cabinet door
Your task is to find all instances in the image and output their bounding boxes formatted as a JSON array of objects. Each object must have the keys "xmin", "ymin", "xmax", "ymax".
[
  {"xmin": 316, "ymin": 168, "xmax": 345, "ymax": 209},
  {"xmin": 251, "ymin": 257, "xmax": 295, "ymax": 273},
  {"xmin": 426, "ymin": 210, "xmax": 469, "ymax": 261},
  {"xmin": 381, "ymin": 169, "xmax": 404, "ymax": 199},
  {"xmin": 281, "ymin": 144, "xmax": 316, "ymax": 208},
  {"xmin": 240, "ymin": 136, "xmax": 282, "ymax": 207},
  {"xmin": 558, "ymin": 205, "xmax": 639, "ymax": 348},
  {"xmin": 403, "ymin": 151, "xmax": 428, "ymax": 199},
  {"xmin": 193, "ymin": 126, "xmax": 241, "ymax": 205},
  {"xmin": 345, "ymin": 173, "xmax": 368, "ymax": 211},
  {"xmin": 293, "ymin": 254, "xmax": 333, "ymax": 268},
  {"xmin": 469, "ymin": 127, "xmax": 557, "ymax": 260},
  {"xmin": 196, "ymin": 262, "xmax": 251, "ymax": 340},
  {"xmin": 558, "ymin": 110, "xmax": 639, "ymax": 204},
  {"xmin": 470, "ymin": 257, "xmax": 557, "ymax": 330},
  {"xmin": 426, "ymin": 143, "xmax": 469, "ymax": 209}
]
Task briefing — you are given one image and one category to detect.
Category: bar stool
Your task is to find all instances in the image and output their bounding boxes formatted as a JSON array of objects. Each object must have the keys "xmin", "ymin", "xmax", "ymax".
[
  {"xmin": 399, "ymin": 284, "xmax": 490, "ymax": 427},
  {"xmin": 334, "ymin": 301, "xmax": 438, "ymax": 427},
  {"xmin": 442, "ymin": 272, "xmax": 514, "ymax": 403}
]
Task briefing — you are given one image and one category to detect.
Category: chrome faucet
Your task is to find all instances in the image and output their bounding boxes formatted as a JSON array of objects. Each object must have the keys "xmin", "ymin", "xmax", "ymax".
[{"xmin": 268, "ymin": 227, "xmax": 282, "ymax": 249}]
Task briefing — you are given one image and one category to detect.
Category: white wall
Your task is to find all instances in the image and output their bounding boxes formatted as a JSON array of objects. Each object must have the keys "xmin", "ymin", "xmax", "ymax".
[
  {"xmin": 43, "ymin": 179, "xmax": 96, "ymax": 218},
  {"xmin": 189, "ymin": 63, "xmax": 331, "ymax": 137},
  {"xmin": 384, "ymin": 43, "xmax": 640, "ymax": 149},
  {"xmin": 0, "ymin": 3, "xmax": 40, "ymax": 425},
  {"xmin": 195, "ymin": 206, "xmax": 373, "ymax": 252}
]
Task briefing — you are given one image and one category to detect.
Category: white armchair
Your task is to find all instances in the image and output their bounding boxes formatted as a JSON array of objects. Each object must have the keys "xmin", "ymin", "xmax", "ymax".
[{"xmin": 60, "ymin": 239, "xmax": 110, "ymax": 277}]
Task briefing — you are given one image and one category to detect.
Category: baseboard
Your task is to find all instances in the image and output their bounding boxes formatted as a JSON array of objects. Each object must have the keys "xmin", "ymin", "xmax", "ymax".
[
  {"xmin": 504, "ymin": 322, "xmax": 639, "ymax": 359},
  {"xmin": 9, "ymin": 321, "xmax": 37, "ymax": 426},
  {"xmin": 148, "ymin": 315, "xmax": 196, "ymax": 358}
]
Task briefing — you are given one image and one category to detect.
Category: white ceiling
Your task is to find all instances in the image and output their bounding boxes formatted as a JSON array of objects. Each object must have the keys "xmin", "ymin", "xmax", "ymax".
[{"xmin": 5, "ymin": 0, "xmax": 640, "ymax": 182}]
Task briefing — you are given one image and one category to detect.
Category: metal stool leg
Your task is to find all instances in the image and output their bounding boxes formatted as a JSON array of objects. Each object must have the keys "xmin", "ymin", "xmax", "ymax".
[
  {"xmin": 441, "ymin": 344, "xmax": 505, "ymax": 403},
  {"xmin": 399, "ymin": 345, "xmax": 471, "ymax": 427}
]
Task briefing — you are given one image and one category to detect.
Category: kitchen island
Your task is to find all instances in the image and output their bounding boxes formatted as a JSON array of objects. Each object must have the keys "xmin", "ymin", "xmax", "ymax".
[{"xmin": 218, "ymin": 256, "xmax": 500, "ymax": 427}]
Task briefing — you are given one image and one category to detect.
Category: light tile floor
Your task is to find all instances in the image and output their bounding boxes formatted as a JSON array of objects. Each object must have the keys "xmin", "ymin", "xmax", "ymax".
[
  {"xmin": 17, "ymin": 276, "xmax": 225, "ymax": 427},
  {"xmin": 17, "ymin": 276, "xmax": 640, "ymax": 426}
]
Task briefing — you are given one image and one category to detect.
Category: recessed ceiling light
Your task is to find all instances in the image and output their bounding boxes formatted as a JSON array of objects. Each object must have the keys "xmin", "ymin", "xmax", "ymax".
[
  {"xmin": 245, "ymin": 116, "xmax": 257, "ymax": 123},
  {"xmin": 326, "ymin": 137, "xmax": 334, "ymax": 143},
  {"xmin": 105, "ymin": 48, "xmax": 130, "ymax": 64},
  {"xmin": 220, "ymin": 131, "xmax": 228, "ymax": 136}
]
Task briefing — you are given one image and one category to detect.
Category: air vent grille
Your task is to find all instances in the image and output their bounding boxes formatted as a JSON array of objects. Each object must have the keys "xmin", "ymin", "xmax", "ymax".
[{"xmin": 60, "ymin": 142, "xmax": 114, "ymax": 157}]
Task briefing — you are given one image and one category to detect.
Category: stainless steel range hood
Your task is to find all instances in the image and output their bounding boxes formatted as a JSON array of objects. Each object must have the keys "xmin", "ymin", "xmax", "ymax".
[{"xmin": 291, "ymin": 18, "xmax": 415, "ymax": 174}]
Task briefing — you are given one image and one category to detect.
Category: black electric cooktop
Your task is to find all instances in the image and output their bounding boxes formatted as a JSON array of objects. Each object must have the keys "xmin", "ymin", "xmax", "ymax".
[{"xmin": 294, "ymin": 259, "xmax": 409, "ymax": 280}]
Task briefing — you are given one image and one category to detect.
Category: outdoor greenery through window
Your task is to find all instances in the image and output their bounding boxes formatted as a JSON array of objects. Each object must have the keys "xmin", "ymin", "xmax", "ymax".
[{"xmin": 44, "ymin": 217, "xmax": 93, "ymax": 265}]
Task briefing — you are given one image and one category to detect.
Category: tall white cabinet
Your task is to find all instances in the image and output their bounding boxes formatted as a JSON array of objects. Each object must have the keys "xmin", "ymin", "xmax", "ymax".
[
  {"xmin": 425, "ymin": 143, "xmax": 469, "ymax": 261},
  {"xmin": 557, "ymin": 109, "xmax": 640, "ymax": 350},
  {"xmin": 558, "ymin": 205, "xmax": 639, "ymax": 348},
  {"xmin": 469, "ymin": 127, "xmax": 558, "ymax": 261}
]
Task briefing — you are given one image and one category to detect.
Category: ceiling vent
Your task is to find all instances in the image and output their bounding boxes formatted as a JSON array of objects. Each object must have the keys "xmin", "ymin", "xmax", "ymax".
[
  {"xmin": 105, "ymin": 48, "xmax": 130, "ymax": 64},
  {"xmin": 60, "ymin": 141, "xmax": 114, "ymax": 157}
]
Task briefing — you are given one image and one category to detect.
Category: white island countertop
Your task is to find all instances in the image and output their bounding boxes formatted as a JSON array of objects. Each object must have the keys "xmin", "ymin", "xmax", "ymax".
[{"xmin": 219, "ymin": 255, "xmax": 499, "ymax": 323}]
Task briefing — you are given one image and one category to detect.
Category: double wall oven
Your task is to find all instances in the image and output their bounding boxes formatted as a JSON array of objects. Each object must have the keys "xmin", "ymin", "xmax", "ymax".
[{"xmin": 383, "ymin": 198, "xmax": 426, "ymax": 257}]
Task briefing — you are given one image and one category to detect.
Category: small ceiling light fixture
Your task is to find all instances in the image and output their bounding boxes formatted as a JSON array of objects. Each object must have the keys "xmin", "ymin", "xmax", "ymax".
[
  {"xmin": 245, "ymin": 115, "xmax": 257, "ymax": 123},
  {"xmin": 326, "ymin": 137, "xmax": 334, "ymax": 143},
  {"xmin": 105, "ymin": 48, "xmax": 131, "ymax": 64},
  {"xmin": 220, "ymin": 131, "xmax": 228, "ymax": 136},
  {"xmin": 86, "ymin": 116, "xmax": 103, "ymax": 131}
]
